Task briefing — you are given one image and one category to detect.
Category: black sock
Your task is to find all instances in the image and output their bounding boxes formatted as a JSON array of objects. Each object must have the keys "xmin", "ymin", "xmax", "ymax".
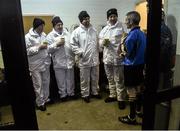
[{"xmin": 129, "ymin": 101, "xmax": 136, "ymax": 119}]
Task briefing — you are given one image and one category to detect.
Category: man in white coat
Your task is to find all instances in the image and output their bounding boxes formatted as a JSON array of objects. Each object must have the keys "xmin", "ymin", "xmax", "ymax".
[
  {"xmin": 46, "ymin": 16, "xmax": 75, "ymax": 101},
  {"xmin": 25, "ymin": 18, "xmax": 51, "ymax": 111},
  {"xmin": 70, "ymin": 11, "xmax": 101, "ymax": 103},
  {"xmin": 99, "ymin": 8, "xmax": 127, "ymax": 109}
]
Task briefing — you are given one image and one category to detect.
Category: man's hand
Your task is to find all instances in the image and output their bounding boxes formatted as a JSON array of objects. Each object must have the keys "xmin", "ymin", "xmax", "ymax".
[
  {"xmin": 56, "ymin": 37, "xmax": 65, "ymax": 47},
  {"xmin": 118, "ymin": 43, "xmax": 127, "ymax": 59},
  {"xmin": 39, "ymin": 44, "xmax": 47, "ymax": 50}
]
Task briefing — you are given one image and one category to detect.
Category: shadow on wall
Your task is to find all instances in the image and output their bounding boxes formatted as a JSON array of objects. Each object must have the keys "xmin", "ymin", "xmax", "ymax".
[
  {"xmin": 167, "ymin": 15, "xmax": 178, "ymax": 48},
  {"xmin": 166, "ymin": 14, "xmax": 179, "ymax": 86}
]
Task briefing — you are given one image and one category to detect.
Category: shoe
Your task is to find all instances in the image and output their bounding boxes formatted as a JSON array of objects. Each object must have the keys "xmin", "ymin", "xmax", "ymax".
[
  {"xmin": 45, "ymin": 98, "xmax": 50, "ymax": 103},
  {"xmin": 60, "ymin": 96, "xmax": 68, "ymax": 102},
  {"xmin": 136, "ymin": 111, "xmax": 143, "ymax": 118},
  {"xmin": 118, "ymin": 101, "xmax": 126, "ymax": 109},
  {"xmin": 45, "ymin": 99, "xmax": 54, "ymax": 105},
  {"xmin": 118, "ymin": 115, "xmax": 137, "ymax": 125},
  {"xmin": 37, "ymin": 105, "xmax": 46, "ymax": 111},
  {"xmin": 82, "ymin": 96, "xmax": 90, "ymax": 103},
  {"xmin": 104, "ymin": 97, "xmax": 117, "ymax": 103},
  {"xmin": 68, "ymin": 95, "xmax": 78, "ymax": 100},
  {"xmin": 91, "ymin": 94, "xmax": 102, "ymax": 99}
]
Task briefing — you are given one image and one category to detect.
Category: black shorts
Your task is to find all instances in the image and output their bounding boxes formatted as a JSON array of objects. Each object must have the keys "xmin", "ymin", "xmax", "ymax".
[{"xmin": 124, "ymin": 64, "xmax": 144, "ymax": 87}]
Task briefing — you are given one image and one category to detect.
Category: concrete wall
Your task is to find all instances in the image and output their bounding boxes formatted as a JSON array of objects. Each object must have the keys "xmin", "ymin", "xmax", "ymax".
[{"xmin": 20, "ymin": 0, "xmax": 137, "ymax": 32}]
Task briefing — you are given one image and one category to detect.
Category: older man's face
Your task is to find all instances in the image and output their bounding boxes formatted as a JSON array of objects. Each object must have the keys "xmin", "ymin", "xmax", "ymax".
[
  {"xmin": 108, "ymin": 14, "xmax": 117, "ymax": 25},
  {"xmin": 125, "ymin": 16, "xmax": 131, "ymax": 29}
]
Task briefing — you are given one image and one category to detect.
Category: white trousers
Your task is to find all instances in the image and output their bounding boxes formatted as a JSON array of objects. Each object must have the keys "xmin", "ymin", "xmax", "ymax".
[
  {"xmin": 104, "ymin": 64, "xmax": 126, "ymax": 101},
  {"xmin": 42, "ymin": 65, "xmax": 50, "ymax": 102},
  {"xmin": 54, "ymin": 68, "xmax": 75, "ymax": 98},
  {"xmin": 31, "ymin": 70, "xmax": 46, "ymax": 106},
  {"xmin": 80, "ymin": 66, "xmax": 99, "ymax": 97}
]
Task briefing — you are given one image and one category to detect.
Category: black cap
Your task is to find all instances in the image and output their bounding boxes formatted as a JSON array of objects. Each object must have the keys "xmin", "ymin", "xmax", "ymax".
[
  {"xmin": 78, "ymin": 11, "xmax": 90, "ymax": 23},
  {"xmin": 33, "ymin": 18, "xmax": 45, "ymax": 29},
  {"xmin": 107, "ymin": 8, "xmax": 118, "ymax": 19},
  {"xmin": 52, "ymin": 16, "xmax": 63, "ymax": 27}
]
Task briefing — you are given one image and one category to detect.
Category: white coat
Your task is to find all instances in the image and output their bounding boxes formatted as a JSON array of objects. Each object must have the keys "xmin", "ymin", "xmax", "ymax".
[
  {"xmin": 99, "ymin": 21, "xmax": 127, "ymax": 101},
  {"xmin": 25, "ymin": 28, "xmax": 51, "ymax": 71},
  {"xmin": 46, "ymin": 29, "xmax": 74, "ymax": 69},
  {"xmin": 99, "ymin": 21, "xmax": 126, "ymax": 65},
  {"xmin": 25, "ymin": 28, "xmax": 51, "ymax": 106},
  {"xmin": 70, "ymin": 24, "xmax": 99, "ymax": 97},
  {"xmin": 46, "ymin": 28, "xmax": 75, "ymax": 98},
  {"xmin": 70, "ymin": 24, "xmax": 99, "ymax": 68}
]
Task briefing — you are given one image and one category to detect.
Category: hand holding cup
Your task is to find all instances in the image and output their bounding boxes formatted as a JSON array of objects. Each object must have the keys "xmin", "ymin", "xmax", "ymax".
[
  {"xmin": 43, "ymin": 41, "xmax": 48, "ymax": 45},
  {"xmin": 39, "ymin": 42, "xmax": 48, "ymax": 50},
  {"xmin": 103, "ymin": 38, "xmax": 110, "ymax": 47},
  {"xmin": 56, "ymin": 37, "xmax": 65, "ymax": 47}
]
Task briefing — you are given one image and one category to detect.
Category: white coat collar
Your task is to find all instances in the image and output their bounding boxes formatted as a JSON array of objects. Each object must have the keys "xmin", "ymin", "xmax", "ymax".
[
  {"xmin": 29, "ymin": 28, "xmax": 45, "ymax": 38},
  {"xmin": 107, "ymin": 21, "xmax": 120, "ymax": 29},
  {"xmin": 80, "ymin": 23, "xmax": 93, "ymax": 31},
  {"xmin": 52, "ymin": 28, "xmax": 67, "ymax": 36}
]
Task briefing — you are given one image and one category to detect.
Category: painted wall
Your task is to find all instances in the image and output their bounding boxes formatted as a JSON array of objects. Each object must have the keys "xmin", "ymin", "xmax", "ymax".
[
  {"xmin": 135, "ymin": 1, "xmax": 147, "ymax": 30},
  {"xmin": 20, "ymin": 0, "xmax": 136, "ymax": 32}
]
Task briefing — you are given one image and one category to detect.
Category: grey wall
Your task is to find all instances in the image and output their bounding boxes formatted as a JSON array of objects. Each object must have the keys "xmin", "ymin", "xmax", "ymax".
[
  {"xmin": 166, "ymin": 0, "xmax": 180, "ymax": 54},
  {"xmin": 20, "ymin": 0, "xmax": 137, "ymax": 32},
  {"xmin": 169, "ymin": 55, "xmax": 180, "ymax": 130},
  {"xmin": 166, "ymin": 1, "xmax": 180, "ymax": 129}
]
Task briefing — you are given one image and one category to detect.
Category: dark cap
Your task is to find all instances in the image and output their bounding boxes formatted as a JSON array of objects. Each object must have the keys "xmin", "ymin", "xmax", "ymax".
[
  {"xmin": 107, "ymin": 8, "xmax": 118, "ymax": 19},
  {"xmin": 52, "ymin": 16, "xmax": 63, "ymax": 27},
  {"xmin": 78, "ymin": 11, "xmax": 90, "ymax": 23},
  {"xmin": 33, "ymin": 18, "xmax": 45, "ymax": 29}
]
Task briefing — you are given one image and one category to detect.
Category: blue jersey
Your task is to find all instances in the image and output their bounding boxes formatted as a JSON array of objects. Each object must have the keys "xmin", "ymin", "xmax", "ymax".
[{"xmin": 123, "ymin": 27, "xmax": 146, "ymax": 65}]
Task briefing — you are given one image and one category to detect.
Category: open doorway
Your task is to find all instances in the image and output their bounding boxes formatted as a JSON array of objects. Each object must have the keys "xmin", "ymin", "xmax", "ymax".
[
  {"xmin": 20, "ymin": 0, "xmax": 143, "ymax": 130},
  {"xmin": 0, "ymin": 0, "xmax": 179, "ymax": 130}
]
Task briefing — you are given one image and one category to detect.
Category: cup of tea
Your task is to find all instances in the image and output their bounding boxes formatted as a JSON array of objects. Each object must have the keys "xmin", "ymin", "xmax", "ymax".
[
  {"xmin": 43, "ymin": 41, "xmax": 48, "ymax": 45},
  {"xmin": 103, "ymin": 38, "xmax": 110, "ymax": 47},
  {"xmin": 61, "ymin": 37, "xmax": 65, "ymax": 42}
]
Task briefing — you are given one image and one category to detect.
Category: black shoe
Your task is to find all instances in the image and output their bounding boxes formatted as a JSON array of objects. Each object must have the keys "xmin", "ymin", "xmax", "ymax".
[
  {"xmin": 118, "ymin": 101, "xmax": 126, "ymax": 110},
  {"xmin": 104, "ymin": 97, "xmax": 117, "ymax": 103},
  {"xmin": 118, "ymin": 115, "xmax": 139, "ymax": 125},
  {"xmin": 60, "ymin": 96, "xmax": 68, "ymax": 102},
  {"xmin": 91, "ymin": 94, "xmax": 102, "ymax": 99},
  {"xmin": 82, "ymin": 96, "xmax": 90, "ymax": 103},
  {"xmin": 136, "ymin": 111, "xmax": 143, "ymax": 118},
  {"xmin": 37, "ymin": 105, "xmax": 46, "ymax": 111},
  {"xmin": 45, "ymin": 99, "xmax": 54, "ymax": 105},
  {"xmin": 68, "ymin": 95, "xmax": 78, "ymax": 100}
]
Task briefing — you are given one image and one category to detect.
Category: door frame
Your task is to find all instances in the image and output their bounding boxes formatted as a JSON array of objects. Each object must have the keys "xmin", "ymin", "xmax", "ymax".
[
  {"xmin": 142, "ymin": 0, "xmax": 180, "ymax": 129},
  {"xmin": 0, "ymin": 0, "xmax": 38, "ymax": 129}
]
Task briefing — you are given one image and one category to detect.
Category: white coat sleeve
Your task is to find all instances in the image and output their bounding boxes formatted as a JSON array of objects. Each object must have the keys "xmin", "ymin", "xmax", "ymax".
[
  {"xmin": 70, "ymin": 31, "xmax": 84, "ymax": 57},
  {"xmin": 25, "ymin": 35, "xmax": 39, "ymax": 56},
  {"xmin": 98, "ymin": 30, "xmax": 105, "ymax": 52}
]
